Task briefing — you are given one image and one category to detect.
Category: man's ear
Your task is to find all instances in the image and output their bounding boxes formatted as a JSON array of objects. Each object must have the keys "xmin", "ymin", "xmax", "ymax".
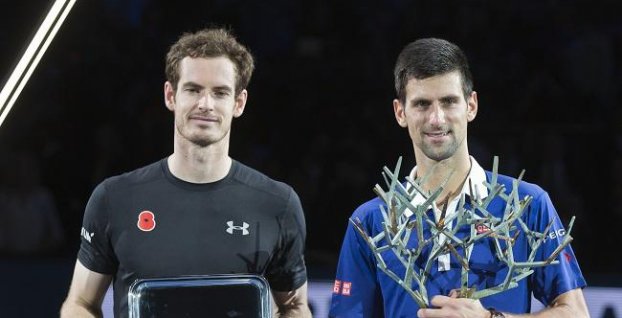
[
  {"xmin": 466, "ymin": 91, "xmax": 478, "ymax": 122},
  {"xmin": 164, "ymin": 81, "xmax": 176, "ymax": 111},
  {"xmin": 233, "ymin": 89, "xmax": 248, "ymax": 118},
  {"xmin": 393, "ymin": 99, "xmax": 408, "ymax": 127}
]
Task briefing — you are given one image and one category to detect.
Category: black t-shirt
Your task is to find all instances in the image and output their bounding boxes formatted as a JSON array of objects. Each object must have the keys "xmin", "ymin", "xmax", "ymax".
[{"xmin": 78, "ymin": 158, "xmax": 307, "ymax": 317}]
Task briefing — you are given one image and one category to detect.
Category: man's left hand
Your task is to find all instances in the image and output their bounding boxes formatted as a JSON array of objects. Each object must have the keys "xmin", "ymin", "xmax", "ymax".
[{"xmin": 417, "ymin": 294, "xmax": 490, "ymax": 318}]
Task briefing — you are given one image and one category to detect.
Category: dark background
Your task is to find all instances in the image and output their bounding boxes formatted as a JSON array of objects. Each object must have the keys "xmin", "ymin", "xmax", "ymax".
[{"xmin": 0, "ymin": 0, "xmax": 621, "ymax": 315}]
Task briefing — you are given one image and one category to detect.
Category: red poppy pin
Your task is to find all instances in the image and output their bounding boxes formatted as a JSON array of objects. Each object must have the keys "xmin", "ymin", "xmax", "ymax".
[{"xmin": 137, "ymin": 210, "xmax": 156, "ymax": 231}]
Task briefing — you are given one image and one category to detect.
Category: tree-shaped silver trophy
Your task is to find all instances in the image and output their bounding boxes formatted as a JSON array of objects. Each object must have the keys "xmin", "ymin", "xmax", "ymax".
[{"xmin": 350, "ymin": 156, "xmax": 575, "ymax": 308}]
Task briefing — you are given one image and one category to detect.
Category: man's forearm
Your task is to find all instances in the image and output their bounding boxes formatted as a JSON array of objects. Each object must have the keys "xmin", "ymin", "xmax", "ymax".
[
  {"xmin": 504, "ymin": 289, "xmax": 589, "ymax": 318},
  {"xmin": 60, "ymin": 300, "xmax": 103, "ymax": 318},
  {"xmin": 504, "ymin": 304, "xmax": 587, "ymax": 318},
  {"xmin": 272, "ymin": 282, "xmax": 312, "ymax": 318},
  {"xmin": 276, "ymin": 304, "xmax": 312, "ymax": 318}
]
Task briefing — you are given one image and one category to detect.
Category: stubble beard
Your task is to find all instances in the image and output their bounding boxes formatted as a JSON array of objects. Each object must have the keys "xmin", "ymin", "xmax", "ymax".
[
  {"xmin": 420, "ymin": 134, "xmax": 460, "ymax": 162},
  {"xmin": 176, "ymin": 118, "xmax": 224, "ymax": 148}
]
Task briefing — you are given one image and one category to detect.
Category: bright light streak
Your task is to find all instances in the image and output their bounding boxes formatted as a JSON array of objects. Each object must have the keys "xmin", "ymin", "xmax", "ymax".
[{"xmin": 0, "ymin": 0, "xmax": 77, "ymax": 129}]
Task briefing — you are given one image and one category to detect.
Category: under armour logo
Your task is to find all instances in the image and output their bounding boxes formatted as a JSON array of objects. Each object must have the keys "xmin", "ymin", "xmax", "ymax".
[
  {"xmin": 81, "ymin": 227, "xmax": 94, "ymax": 243},
  {"xmin": 226, "ymin": 221, "xmax": 250, "ymax": 235}
]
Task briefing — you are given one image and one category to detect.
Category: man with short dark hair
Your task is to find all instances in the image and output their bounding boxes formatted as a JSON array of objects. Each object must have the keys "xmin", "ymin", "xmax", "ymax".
[{"xmin": 329, "ymin": 38, "xmax": 588, "ymax": 318}]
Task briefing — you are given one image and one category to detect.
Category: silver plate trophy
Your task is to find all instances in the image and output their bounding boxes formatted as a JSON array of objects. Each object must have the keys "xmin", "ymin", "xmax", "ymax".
[
  {"xmin": 351, "ymin": 156, "xmax": 575, "ymax": 307},
  {"xmin": 128, "ymin": 274, "xmax": 272, "ymax": 318}
]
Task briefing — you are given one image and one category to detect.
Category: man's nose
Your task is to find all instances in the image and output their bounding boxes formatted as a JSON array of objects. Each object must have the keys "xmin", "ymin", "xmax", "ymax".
[
  {"xmin": 197, "ymin": 94, "xmax": 214, "ymax": 110},
  {"xmin": 428, "ymin": 103, "xmax": 446, "ymax": 125}
]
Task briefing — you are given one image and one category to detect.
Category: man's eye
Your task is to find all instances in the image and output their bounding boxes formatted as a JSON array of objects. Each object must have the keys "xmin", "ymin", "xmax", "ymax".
[
  {"xmin": 185, "ymin": 88, "xmax": 199, "ymax": 93},
  {"xmin": 442, "ymin": 98, "xmax": 458, "ymax": 105}
]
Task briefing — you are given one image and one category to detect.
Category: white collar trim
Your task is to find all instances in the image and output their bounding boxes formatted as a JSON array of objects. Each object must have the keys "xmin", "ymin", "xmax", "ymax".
[{"xmin": 407, "ymin": 156, "xmax": 488, "ymax": 209}]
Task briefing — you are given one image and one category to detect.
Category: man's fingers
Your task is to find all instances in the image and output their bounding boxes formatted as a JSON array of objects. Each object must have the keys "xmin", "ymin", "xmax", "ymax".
[
  {"xmin": 417, "ymin": 308, "xmax": 450, "ymax": 318},
  {"xmin": 448, "ymin": 289, "xmax": 460, "ymax": 298},
  {"xmin": 430, "ymin": 295, "xmax": 452, "ymax": 307}
]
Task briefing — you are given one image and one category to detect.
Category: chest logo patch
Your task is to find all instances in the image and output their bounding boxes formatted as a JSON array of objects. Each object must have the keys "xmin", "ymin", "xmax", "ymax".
[
  {"xmin": 475, "ymin": 223, "xmax": 491, "ymax": 234},
  {"xmin": 137, "ymin": 211, "xmax": 156, "ymax": 232},
  {"xmin": 226, "ymin": 221, "xmax": 249, "ymax": 235}
]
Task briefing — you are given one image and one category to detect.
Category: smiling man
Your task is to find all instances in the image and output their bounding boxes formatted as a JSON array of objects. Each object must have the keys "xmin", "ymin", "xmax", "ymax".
[
  {"xmin": 61, "ymin": 28, "xmax": 311, "ymax": 318},
  {"xmin": 329, "ymin": 38, "xmax": 588, "ymax": 318}
]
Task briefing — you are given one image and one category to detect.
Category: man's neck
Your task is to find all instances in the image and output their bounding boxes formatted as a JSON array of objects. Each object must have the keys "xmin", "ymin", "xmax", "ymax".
[
  {"xmin": 414, "ymin": 155, "xmax": 472, "ymax": 205},
  {"xmin": 168, "ymin": 138, "xmax": 232, "ymax": 183}
]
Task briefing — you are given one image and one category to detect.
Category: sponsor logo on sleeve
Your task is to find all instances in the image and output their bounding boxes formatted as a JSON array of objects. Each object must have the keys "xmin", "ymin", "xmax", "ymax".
[
  {"xmin": 342, "ymin": 282, "xmax": 352, "ymax": 296},
  {"xmin": 81, "ymin": 227, "xmax": 94, "ymax": 243},
  {"xmin": 333, "ymin": 280, "xmax": 341, "ymax": 294},
  {"xmin": 333, "ymin": 280, "xmax": 352, "ymax": 296}
]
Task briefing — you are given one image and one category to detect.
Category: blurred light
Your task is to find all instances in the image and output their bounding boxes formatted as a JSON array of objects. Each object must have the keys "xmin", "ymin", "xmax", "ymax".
[{"xmin": 0, "ymin": 0, "xmax": 77, "ymax": 129}]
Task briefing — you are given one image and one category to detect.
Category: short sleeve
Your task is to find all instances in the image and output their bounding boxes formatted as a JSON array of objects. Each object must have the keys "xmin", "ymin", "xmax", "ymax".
[
  {"xmin": 77, "ymin": 181, "xmax": 118, "ymax": 274},
  {"xmin": 264, "ymin": 188, "xmax": 308, "ymax": 291},
  {"xmin": 529, "ymin": 191, "xmax": 587, "ymax": 305},
  {"xmin": 330, "ymin": 206, "xmax": 384, "ymax": 318}
]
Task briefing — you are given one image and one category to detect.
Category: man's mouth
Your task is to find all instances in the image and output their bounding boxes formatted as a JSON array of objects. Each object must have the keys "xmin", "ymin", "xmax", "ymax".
[
  {"xmin": 189, "ymin": 115, "xmax": 219, "ymax": 123},
  {"xmin": 425, "ymin": 131, "xmax": 449, "ymax": 137}
]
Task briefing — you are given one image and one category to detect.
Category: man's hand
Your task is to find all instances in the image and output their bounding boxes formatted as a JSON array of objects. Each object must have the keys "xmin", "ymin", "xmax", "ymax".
[
  {"xmin": 272, "ymin": 282, "xmax": 312, "ymax": 317},
  {"xmin": 417, "ymin": 295, "xmax": 490, "ymax": 318},
  {"xmin": 416, "ymin": 288, "xmax": 588, "ymax": 318}
]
